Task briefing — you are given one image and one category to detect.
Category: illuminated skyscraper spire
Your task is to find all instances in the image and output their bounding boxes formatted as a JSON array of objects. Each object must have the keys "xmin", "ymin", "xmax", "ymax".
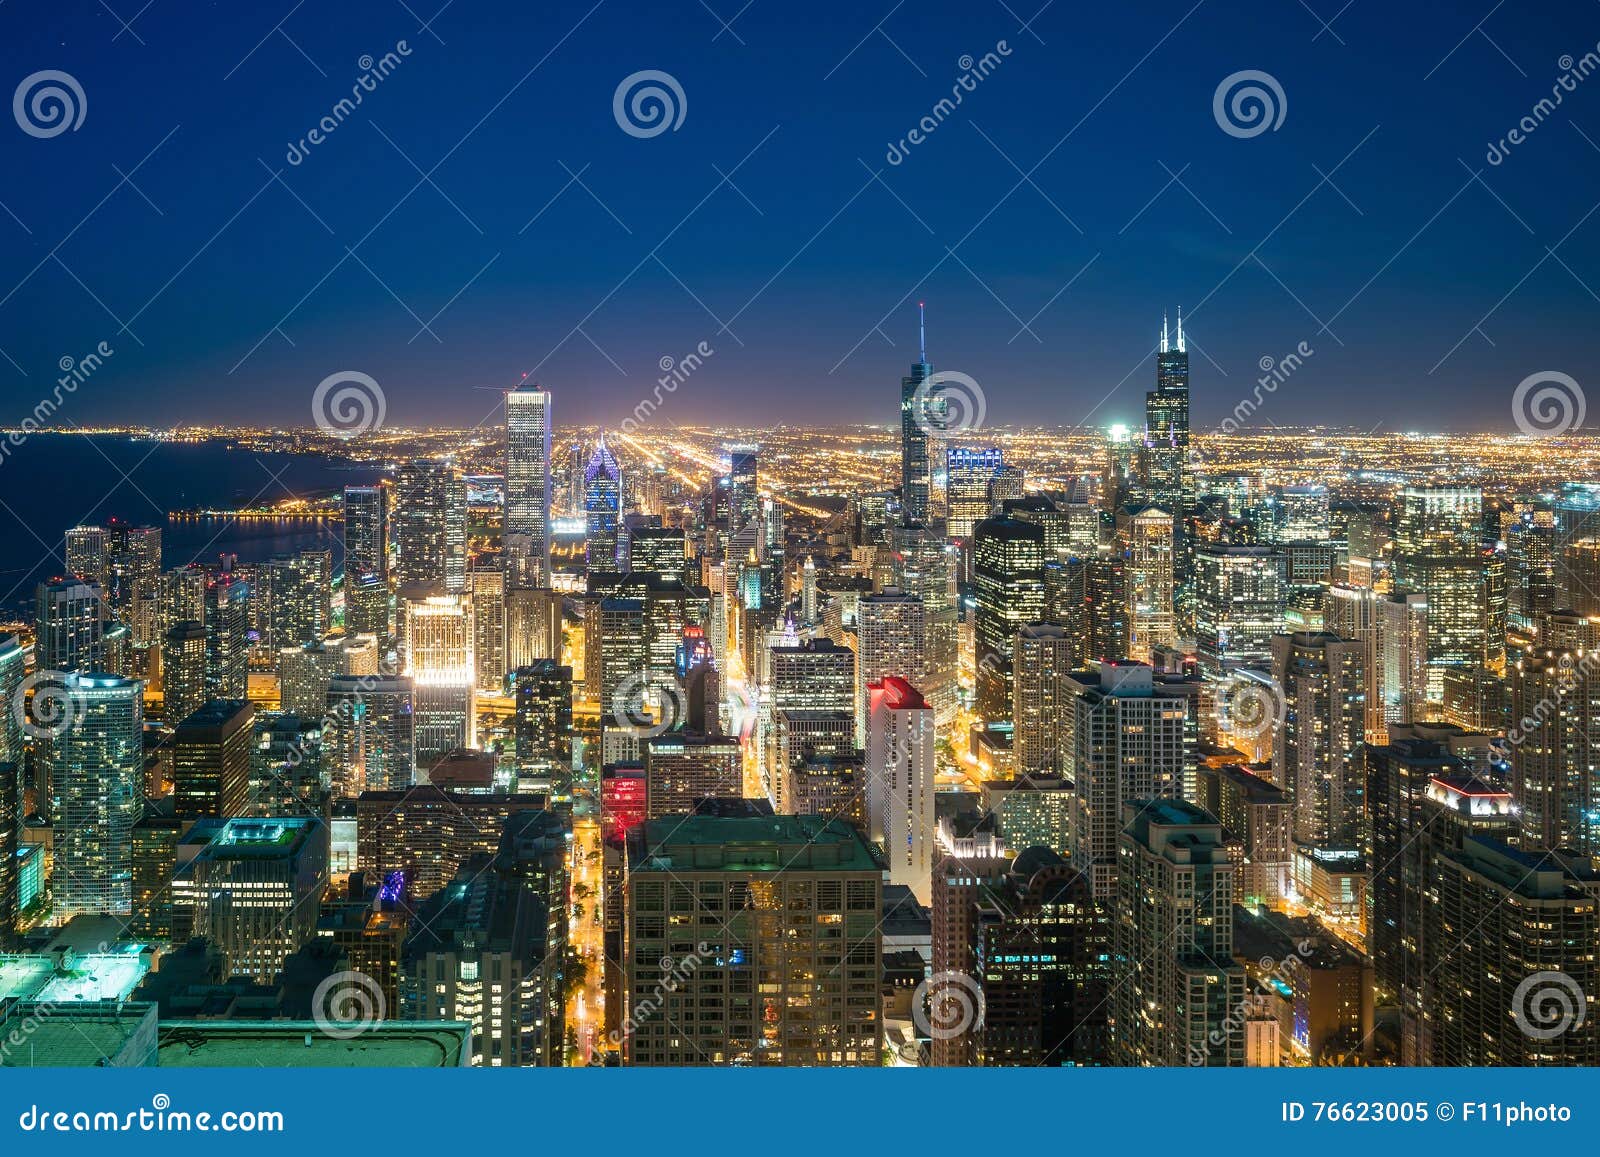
[
  {"xmin": 919, "ymin": 300, "xmax": 926, "ymax": 363},
  {"xmin": 1160, "ymin": 311, "xmax": 1169, "ymax": 354},
  {"xmin": 1176, "ymin": 306, "xmax": 1185, "ymax": 353}
]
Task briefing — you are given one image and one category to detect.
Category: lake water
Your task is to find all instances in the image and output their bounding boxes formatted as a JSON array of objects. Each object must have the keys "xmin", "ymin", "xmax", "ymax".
[{"xmin": 0, "ymin": 434, "xmax": 382, "ymax": 615}]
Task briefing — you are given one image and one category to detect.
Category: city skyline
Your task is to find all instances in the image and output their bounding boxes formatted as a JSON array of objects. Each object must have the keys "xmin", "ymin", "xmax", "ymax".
[{"xmin": 2, "ymin": 3, "xmax": 1597, "ymax": 432}]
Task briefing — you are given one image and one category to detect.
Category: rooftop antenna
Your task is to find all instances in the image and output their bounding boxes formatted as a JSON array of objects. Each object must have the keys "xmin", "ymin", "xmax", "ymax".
[
  {"xmin": 1176, "ymin": 307, "xmax": 1185, "ymax": 353},
  {"xmin": 919, "ymin": 301, "xmax": 927, "ymax": 363},
  {"xmin": 1160, "ymin": 311, "xmax": 1169, "ymax": 354}
]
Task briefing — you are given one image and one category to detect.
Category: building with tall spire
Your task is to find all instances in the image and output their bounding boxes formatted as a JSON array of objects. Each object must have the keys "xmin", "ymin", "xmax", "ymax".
[
  {"xmin": 505, "ymin": 382, "xmax": 553, "ymax": 590},
  {"xmin": 900, "ymin": 303, "xmax": 935, "ymax": 525},
  {"xmin": 585, "ymin": 435, "xmax": 624, "ymax": 572}
]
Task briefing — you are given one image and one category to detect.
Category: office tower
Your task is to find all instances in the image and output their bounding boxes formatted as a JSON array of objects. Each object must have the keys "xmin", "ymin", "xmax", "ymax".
[
  {"xmin": 0, "ymin": 762, "xmax": 14, "ymax": 944},
  {"xmin": 256, "ymin": 549, "xmax": 333, "ymax": 652},
  {"xmin": 1194, "ymin": 544, "xmax": 1285, "ymax": 677},
  {"xmin": 1427, "ymin": 834, "xmax": 1600, "ymax": 1065},
  {"xmin": 342, "ymin": 484, "xmax": 389, "ymax": 580},
  {"xmin": 800, "ymin": 555, "xmax": 818, "ymax": 625},
  {"xmin": 972, "ymin": 514, "xmax": 1046, "ymax": 719},
  {"xmin": 161, "ymin": 621, "xmax": 208, "ymax": 725},
  {"xmin": 1197, "ymin": 763, "xmax": 1291, "ymax": 908},
  {"xmin": 355, "ymin": 785, "xmax": 545, "ymax": 896},
  {"xmin": 1112, "ymin": 798, "xmax": 1246, "ymax": 1067},
  {"xmin": 766, "ymin": 638, "xmax": 855, "ymax": 804},
  {"xmin": 946, "ymin": 447, "xmax": 1002, "ymax": 539},
  {"xmin": 1557, "ymin": 538, "xmax": 1600, "ymax": 617},
  {"xmin": 35, "ymin": 577, "xmax": 104, "ymax": 672},
  {"xmin": 1509, "ymin": 609, "xmax": 1600, "ymax": 854},
  {"xmin": 402, "ymin": 814, "xmax": 568, "ymax": 1066},
  {"xmin": 404, "ymin": 593, "xmax": 476, "ymax": 764},
  {"xmin": 470, "ymin": 559, "xmax": 507, "ymax": 694},
  {"xmin": 1102, "ymin": 424, "xmax": 1138, "ymax": 512},
  {"xmin": 629, "ymin": 526, "xmax": 687, "ymax": 579},
  {"xmin": 932, "ymin": 849, "xmax": 1108, "ymax": 1066},
  {"xmin": 622, "ymin": 814, "xmax": 884, "ymax": 1065},
  {"xmin": 512, "ymin": 661, "xmax": 574, "ymax": 782},
  {"xmin": 129, "ymin": 803, "xmax": 182, "ymax": 940},
  {"xmin": 190, "ymin": 817, "xmax": 329, "ymax": 982},
  {"xmin": 866, "ymin": 677, "xmax": 936, "ymax": 904},
  {"xmin": 325, "ymin": 674, "xmax": 416, "ymax": 794},
  {"xmin": 505, "ymin": 383, "xmax": 554, "ymax": 590},
  {"xmin": 1272, "ymin": 631, "xmax": 1366, "ymax": 851},
  {"xmin": 1273, "ymin": 484, "xmax": 1331, "ymax": 542},
  {"xmin": 856, "ymin": 589, "xmax": 926, "ymax": 737},
  {"xmin": 1391, "ymin": 486, "xmax": 1499, "ymax": 700},
  {"xmin": 1117, "ymin": 505, "xmax": 1176, "ymax": 663},
  {"xmin": 899, "ymin": 307, "xmax": 935, "ymax": 524},
  {"xmin": 725, "ymin": 442, "xmax": 760, "ymax": 536},
  {"xmin": 505, "ymin": 587, "xmax": 564, "ymax": 670},
  {"xmin": 172, "ymin": 699, "xmax": 254, "ymax": 820},
  {"xmin": 1012, "ymin": 623, "xmax": 1072, "ymax": 774},
  {"xmin": 1361, "ymin": 729, "xmax": 1502, "ymax": 1062},
  {"xmin": 1067, "ymin": 662, "xmax": 1190, "ymax": 900},
  {"xmin": 204, "ymin": 574, "xmax": 249, "ymax": 700},
  {"xmin": 47, "ymin": 673, "xmax": 144, "ymax": 920},
  {"xmin": 1138, "ymin": 312, "xmax": 1192, "ymax": 514},
  {"xmin": 1507, "ymin": 513, "xmax": 1558, "ymax": 629},
  {"xmin": 585, "ymin": 436, "xmax": 624, "ymax": 572},
  {"xmin": 395, "ymin": 459, "xmax": 467, "ymax": 592},
  {"xmin": 643, "ymin": 731, "xmax": 742, "ymax": 818},
  {"xmin": 1081, "ymin": 555, "xmax": 1129, "ymax": 662}
]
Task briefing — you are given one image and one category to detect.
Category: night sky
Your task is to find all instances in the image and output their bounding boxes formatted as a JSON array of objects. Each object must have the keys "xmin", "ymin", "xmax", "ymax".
[{"xmin": 2, "ymin": 0, "xmax": 1597, "ymax": 432}]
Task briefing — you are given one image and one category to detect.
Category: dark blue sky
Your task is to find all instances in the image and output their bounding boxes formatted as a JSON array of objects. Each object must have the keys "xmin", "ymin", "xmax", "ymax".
[{"xmin": 2, "ymin": 0, "xmax": 1597, "ymax": 432}]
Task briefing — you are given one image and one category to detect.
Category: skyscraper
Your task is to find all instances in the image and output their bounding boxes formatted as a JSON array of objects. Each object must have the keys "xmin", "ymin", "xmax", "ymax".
[
  {"xmin": 1509, "ymin": 609, "xmax": 1600, "ymax": 855},
  {"xmin": 172, "ymin": 699, "xmax": 254, "ymax": 820},
  {"xmin": 189, "ymin": 817, "xmax": 329, "ymax": 983},
  {"xmin": 342, "ymin": 484, "xmax": 389, "ymax": 581},
  {"xmin": 1012, "ymin": 623, "xmax": 1073, "ymax": 774},
  {"xmin": 35, "ymin": 578, "xmax": 104, "ymax": 672},
  {"xmin": 204, "ymin": 574, "xmax": 249, "ymax": 700},
  {"xmin": 48, "ymin": 673, "xmax": 144, "ymax": 920},
  {"xmin": 161, "ymin": 620, "xmax": 208, "ymax": 725},
  {"xmin": 1067, "ymin": 662, "xmax": 1191, "ymax": 900},
  {"xmin": 622, "ymin": 815, "xmax": 884, "ymax": 1065},
  {"xmin": 403, "ymin": 593, "xmax": 476, "ymax": 765},
  {"xmin": 1112, "ymin": 798, "xmax": 1245, "ymax": 1067},
  {"xmin": 946, "ymin": 446, "xmax": 1003, "ymax": 540},
  {"xmin": 900, "ymin": 305, "xmax": 934, "ymax": 524},
  {"xmin": 866, "ymin": 677, "xmax": 936, "ymax": 904},
  {"xmin": 395, "ymin": 458, "xmax": 468, "ymax": 592},
  {"xmin": 1271, "ymin": 631, "xmax": 1367, "ymax": 852},
  {"xmin": 972, "ymin": 515, "xmax": 1046, "ymax": 718},
  {"xmin": 856, "ymin": 589, "xmax": 926, "ymax": 739},
  {"xmin": 325, "ymin": 674, "xmax": 416, "ymax": 795},
  {"xmin": 725, "ymin": 442, "xmax": 760, "ymax": 536},
  {"xmin": 1117, "ymin": 505, "xmax": 1176, "ymax": 663},
  {"xmin": 1193, "ymin": 544, "xmax": 1285, "ymax": 677},
  {"xmin": 505, "ymin": 383, "xmax": 554, "ymax": 590},
  {"xmin": 585, "ymin": 436, "xmax": 624, "ymax": 572},
  {"xmin": 1138, "ymin": 311, "xmax": 1191, "ymax": 514}
]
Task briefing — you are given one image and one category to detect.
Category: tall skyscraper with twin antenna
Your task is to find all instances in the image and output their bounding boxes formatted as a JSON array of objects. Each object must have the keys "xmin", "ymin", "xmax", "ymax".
[{"xmin": 1139, "ymin": 310, "xmax": 1191, "ymax": 513}]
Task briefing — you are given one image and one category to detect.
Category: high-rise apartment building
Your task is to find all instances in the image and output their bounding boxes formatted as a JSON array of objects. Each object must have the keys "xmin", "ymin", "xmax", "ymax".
[
  {"xmin": 866, "ymin": 677, "xmax": 936, "ymax": 904},
  {"xmin": 1272, "ymin": 631, "xmax": 1367, "ymax": 851},
  {"xmin": 1112, "ymin": 798, "xmax": 1245, "ymax": 1067}
]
